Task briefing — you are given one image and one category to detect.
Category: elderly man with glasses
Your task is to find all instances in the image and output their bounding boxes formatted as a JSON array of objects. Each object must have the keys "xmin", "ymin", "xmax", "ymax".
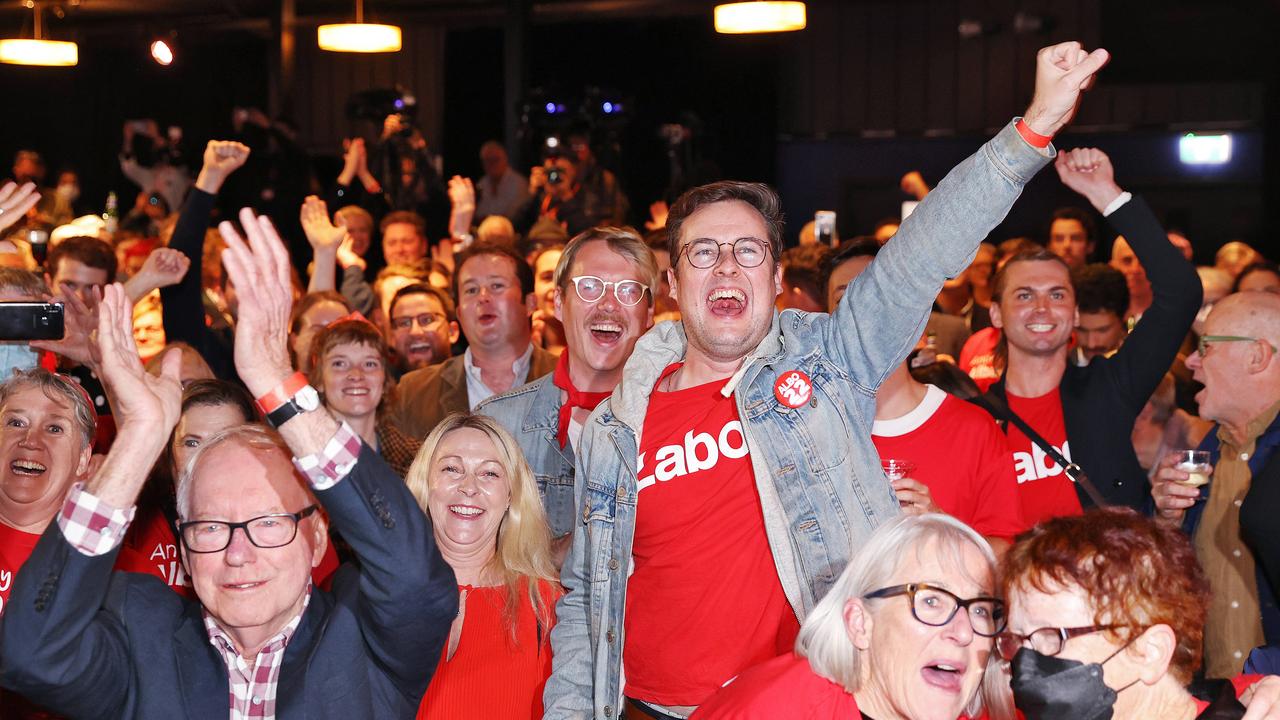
[
  {"xmin": 1153, "ymin": 289, "xmax": 1280, "ymax": 679},
  {"xmin": 479, "ymin": 226, "xmax": 657, "ymax": 563},
  {"xmin": 0, "ymin": 210, "xmax": 456, "ymax": 718}
]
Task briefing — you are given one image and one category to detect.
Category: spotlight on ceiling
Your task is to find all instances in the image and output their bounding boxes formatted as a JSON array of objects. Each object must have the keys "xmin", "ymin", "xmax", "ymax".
[{"xmin": 150, "ymin": 38, "xmax": 174, "ymax": 66}]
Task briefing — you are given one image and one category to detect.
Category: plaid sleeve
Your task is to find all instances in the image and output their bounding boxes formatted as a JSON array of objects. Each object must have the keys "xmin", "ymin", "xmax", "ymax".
[
  {"xmin": 292, "ymin": 421, "xmax": 363, "ymax": 491},
  {"xmin": 57, "ymin": 482, "xmax": 137, "ymax": 557}
]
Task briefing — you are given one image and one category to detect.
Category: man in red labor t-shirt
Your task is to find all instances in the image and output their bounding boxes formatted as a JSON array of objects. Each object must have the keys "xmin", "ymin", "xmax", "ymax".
[
  {"xmin": 979, "ymin": 147, "xmax": 1201, "ymax": 526},
  {"xmin": 546, "ymin": 42, "xmax": 1112, "ymax": 720}
]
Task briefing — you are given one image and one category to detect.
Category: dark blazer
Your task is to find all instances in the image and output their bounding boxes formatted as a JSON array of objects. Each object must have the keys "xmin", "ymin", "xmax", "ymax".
[
  {"xmin": 393, "ymin": 345, "xmax": 559, "ymax": 440},
  {"xmin": 982, "ymin": 196, "xmax": 1202, "ymax": 510},
  {"xmin": 0, "ymin": 443, "xmax": 457, "ymax": 719}
]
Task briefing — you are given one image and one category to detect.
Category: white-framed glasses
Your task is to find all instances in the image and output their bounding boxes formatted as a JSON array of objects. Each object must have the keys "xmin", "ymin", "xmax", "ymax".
[{"xmin": 569, "ymin": 275, "xmax": 648, "ymax": 306}]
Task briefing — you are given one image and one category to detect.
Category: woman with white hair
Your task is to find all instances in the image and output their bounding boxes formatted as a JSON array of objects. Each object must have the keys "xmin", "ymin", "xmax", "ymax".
[
  {"xmin": 693, "ymin": 514, "xmax": 1002, "ymax": 719},
  {"xmin": 405, "ymin": 412, "xmax": 560, "ymax": 719}
]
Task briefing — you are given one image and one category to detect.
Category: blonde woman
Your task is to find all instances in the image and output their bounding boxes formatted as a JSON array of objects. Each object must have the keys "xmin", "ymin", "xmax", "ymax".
[{"xmin": 406, "ymin": 412, "xmax": 560, "ymax": 719}]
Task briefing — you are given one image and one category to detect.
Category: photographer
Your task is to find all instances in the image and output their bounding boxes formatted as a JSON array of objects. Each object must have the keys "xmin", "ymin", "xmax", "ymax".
[
  {"xmin": 514, "ymin": 153, "xmax": 601, "ymax": 238},
  {"xmin": 368, "ymin": 113, "xmax": 449, "ymax": 242},
  {"xmin": 119, "ymin": 120, "xmax": 192, "ymax": 214}
]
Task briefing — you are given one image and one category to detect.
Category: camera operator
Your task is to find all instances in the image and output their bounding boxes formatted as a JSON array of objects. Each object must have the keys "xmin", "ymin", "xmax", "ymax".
[
  {"xmin": 367, "ymin": 113, "xmax": 449, "ymax": 242},
  {"xmin": 119, "ymin": 120, "xmax": 192, "ymax": 214},
  {"xmin": 566, "ymin": 128, "xmax": 629, "ymax": 226},
  {"xmin": 515, "ymin": 151, "xmax": 611, "ymax": 238}
]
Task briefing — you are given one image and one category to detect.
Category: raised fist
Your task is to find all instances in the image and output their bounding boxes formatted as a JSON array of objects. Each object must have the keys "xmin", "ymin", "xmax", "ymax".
[{"xmin": 1023, "ymin": 41, "xmax": 1110, "ymax": 138}]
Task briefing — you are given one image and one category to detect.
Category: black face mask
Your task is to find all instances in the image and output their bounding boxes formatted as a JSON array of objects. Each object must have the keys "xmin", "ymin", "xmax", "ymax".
[{"xmin": 1010, "ymin": 643, "xmax": 1136, "ymax": 720}]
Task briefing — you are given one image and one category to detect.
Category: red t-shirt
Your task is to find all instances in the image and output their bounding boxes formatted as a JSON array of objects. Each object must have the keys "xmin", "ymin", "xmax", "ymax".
[
  {"xmin": 0, "ymin": 521, "xmax": 149, "ymax": 720},
  {"xmin": 873, "ymin": 385, "xmax": 1026, "ymax": 540},
  {"xmin": 123, "ymin": 506, "xmax": 192, "ymax": 594},
  {"xmin": 960, "ymin": 328, "xmax": 1002, "ymax": 393},
  {"xmin": 0, "ymin": 521, "xmax": 41, "ymax": 618},
  {"xmin": 625, "ymin": 364, "xmax": 800, "ymax": 706},
  {"xmin": 1004, "ymin": 388, "xmax": 1083, "ymax": 526},
  {"xmin": 691, "ymin": 653, "xmax": 858, "ymax": 719}
]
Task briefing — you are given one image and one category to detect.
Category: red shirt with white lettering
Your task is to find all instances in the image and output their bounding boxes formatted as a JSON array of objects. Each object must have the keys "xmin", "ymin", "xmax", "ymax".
[
  {"xmin": 1004, "ymin": 388, "xmax": 1083, "ymax": 526},
  {"xmin": 0, "ymin": 521, "xmax": 40, "ymax": 618},
  {"xmin": 0, "ymin": 521, "xmax": 149, "ymax": 720},
  {"xmin": 625, "ymin": 364, "xmax": 800, "ymax": 706},
  {"xmin": 872, "ymin": 385, "xmax": 1026, "ymax": 540},
  {"xmin": 960, "ymin": 328, "xmax": 1002, "ymax": 393}
]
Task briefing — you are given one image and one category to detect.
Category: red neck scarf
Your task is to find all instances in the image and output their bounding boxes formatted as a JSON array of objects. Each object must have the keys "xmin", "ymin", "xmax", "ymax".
[{"xmin": 552, "ymin": 352, "xmax": 611, "ymax": 449}]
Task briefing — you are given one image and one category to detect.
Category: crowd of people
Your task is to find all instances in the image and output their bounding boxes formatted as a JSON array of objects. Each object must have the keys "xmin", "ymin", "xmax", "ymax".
[{"xmin": 0, "ymin": 39, "xmax": 1279, "ymax": 720}]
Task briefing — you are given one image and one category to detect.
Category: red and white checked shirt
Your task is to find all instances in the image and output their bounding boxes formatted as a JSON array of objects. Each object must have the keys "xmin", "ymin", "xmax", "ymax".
[
  {"xmin": 203, "ymin": 593, "xmax": 310, "ymax": 719},
  {"xmin": 57, "ymin": 421, "xmax": 364, "ymax": 720}
]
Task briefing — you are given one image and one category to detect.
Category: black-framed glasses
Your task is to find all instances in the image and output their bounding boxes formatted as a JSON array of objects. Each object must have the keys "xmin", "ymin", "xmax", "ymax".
[
  {"xmin": 678, "ymin": 237, "xmax": 771, "ymax": 269},
  {"xmin": 994, "ymin": 624, "xmax": 1122, "ymax": 662},
  {"xmin": 864, "ymin": 583, "xmax": 1006, "ymax": 637},
  {"xmin": 178, "ymin": 505, "xmax": 319, "ymax": 554},
  {"xmin": 390, "ymin": 312, "xmax": 446, "ymax": 331},
  {"xmin": 1197, "ymin": 334, "xmax": 1279, "ymax": 356},
  {"xmin": 569, "ymin": 275, "xmax": 649, "ymax": 306}
]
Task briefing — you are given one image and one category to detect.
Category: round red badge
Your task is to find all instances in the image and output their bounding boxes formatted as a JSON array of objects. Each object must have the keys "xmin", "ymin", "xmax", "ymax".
[{"xmin": 774, "ymin": 370, "xmax": 813, "ymax": 408}]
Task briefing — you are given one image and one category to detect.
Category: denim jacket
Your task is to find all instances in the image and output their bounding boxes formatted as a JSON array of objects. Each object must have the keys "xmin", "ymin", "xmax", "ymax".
[
  {"xmin": 478, "ymin": 374, "xmax": 580, "ymax": 537},
  {"xmin": 543, "ymin": 120, "xmax": 1053, "ymax": 719}
]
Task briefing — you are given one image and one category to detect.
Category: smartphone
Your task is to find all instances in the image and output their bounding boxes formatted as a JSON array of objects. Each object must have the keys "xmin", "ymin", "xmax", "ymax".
[
  {"xmin": 0, "ymin": 303, "xmax": 64, "ymax": 341},
  {"xmin": 815, "ymin": 211, "xmax": 836, "ymax": 246}
]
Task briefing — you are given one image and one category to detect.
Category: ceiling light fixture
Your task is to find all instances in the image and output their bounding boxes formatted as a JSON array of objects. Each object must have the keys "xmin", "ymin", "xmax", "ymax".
[
  {"xmin": 0, "ymin": 1, "xmax": 77, "ymax": 66},
  {"xmin": 318, "ymin": 0, "xmax": 401, "ymax": 53},
  {"xmin": 714, "ymin": 1, "xmax": 807, "ymax": 34}
]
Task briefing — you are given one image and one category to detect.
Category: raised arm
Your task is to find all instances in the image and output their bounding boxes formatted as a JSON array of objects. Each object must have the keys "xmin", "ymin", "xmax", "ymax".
[
  {"xmin": 123, "ymin": 247, "xmax": 191, "ymax": 304},
  {"xmin": 1056, "ymin": 147, "xmax": 1201, "ymax": 407},
  {"xmin": 0, "ymin": 182, "xmax": 40, "ymax": 234},
  {"xmin": 828, "ymin": 41, "xmax": 1109, "ymax": 391},
  {"xmin": 299, "ymin": 195, "xmax": 346, "ymax": 293},
  {"xmin": 160, "ymin": 141, "xmax": 249, "ymax": 379}
]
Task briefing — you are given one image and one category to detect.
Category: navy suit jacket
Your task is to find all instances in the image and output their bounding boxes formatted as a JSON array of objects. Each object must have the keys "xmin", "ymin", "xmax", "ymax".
[{"xmin": 0, "ymin": 442, "xmax": 457, "ymax": 719}]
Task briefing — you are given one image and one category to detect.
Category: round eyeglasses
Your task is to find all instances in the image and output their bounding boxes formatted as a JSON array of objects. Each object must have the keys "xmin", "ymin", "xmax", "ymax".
[
  {"xmin": 994, "ymin": 624, "xmax": 1124, "ymax": 662},
  {"xmin": 864, "ymin": 582, "xmax": 1007, "ymax": 637},
  {"xmin": 678, "ymin": 237, "xmax": 770, "ymax": 269},
  {"xmin": 569, "ymin": 275, "xmax": 649, "ymax": 306},
  {"xmin": 178, "ymin": 505, "xmax": 319, "ymax": 554}
]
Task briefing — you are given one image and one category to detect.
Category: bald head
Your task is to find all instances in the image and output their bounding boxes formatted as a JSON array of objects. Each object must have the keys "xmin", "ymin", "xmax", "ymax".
[
  {"xmin": 1191, "ymin": 291, "xmax": 1280, "ymax": 433},
  {"xmin": 1212, "ymin": 291, "xmax": 1280, "ymax": 348}
]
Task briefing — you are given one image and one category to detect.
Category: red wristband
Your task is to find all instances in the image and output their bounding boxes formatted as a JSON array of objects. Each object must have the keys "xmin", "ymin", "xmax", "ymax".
[
  {"xmin": 256, "ymin": 371, "xmax": 310, "ymax": 416},
  {"xmin": 1015, "ymin": 118, "xmax": 1053, "ymax": 149}
]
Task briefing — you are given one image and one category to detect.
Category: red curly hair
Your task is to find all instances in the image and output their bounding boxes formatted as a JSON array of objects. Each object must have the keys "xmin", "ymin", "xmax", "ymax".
[{"xmin": 1000, "ymin": 508, "xmax": 1210, "ymax": 683}]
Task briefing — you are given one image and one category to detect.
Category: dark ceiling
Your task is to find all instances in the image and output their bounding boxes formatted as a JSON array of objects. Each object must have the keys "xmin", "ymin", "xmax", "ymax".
[{"xmin": 0, "ymin": 0, "xmax": 712, "ymax": 37}]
